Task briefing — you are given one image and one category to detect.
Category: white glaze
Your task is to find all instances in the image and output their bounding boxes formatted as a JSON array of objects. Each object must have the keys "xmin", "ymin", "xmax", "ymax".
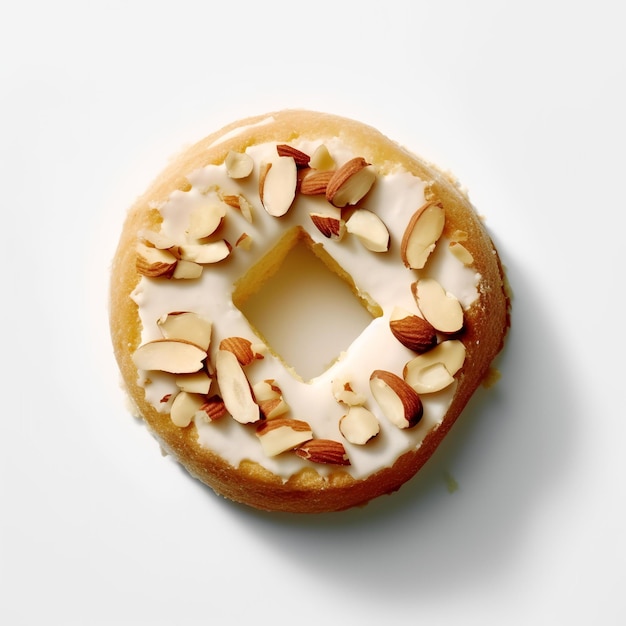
[{"xmin": 131, "ymin": 137, "xmax": 481, "ymax": 480}]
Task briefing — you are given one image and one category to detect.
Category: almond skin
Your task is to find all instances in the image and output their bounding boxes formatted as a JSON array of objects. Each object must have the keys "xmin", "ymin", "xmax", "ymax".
[
  {"xmin": 326, "ymin": 157, "xmax": 375, "ymax": 207},
  {"xmin": 300, "ymin": 169, "xmax": 334, "ymax": 195},
  {"xmin": 389, "ymin": 314, "xmax": 437, "ymax": 353},
  {"xmin": 276, "ymin": 144, "xmax": 310, "ymax": 167},
  {"xmin": 295, "ymin": 439, "xmax": 351, "ymax": 465}
]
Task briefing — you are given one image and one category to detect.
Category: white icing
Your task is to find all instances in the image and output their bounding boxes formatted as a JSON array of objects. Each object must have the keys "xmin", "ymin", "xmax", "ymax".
[{"xmin": 131, "ymin": 137, "xmax": 480, "ymax": 480}]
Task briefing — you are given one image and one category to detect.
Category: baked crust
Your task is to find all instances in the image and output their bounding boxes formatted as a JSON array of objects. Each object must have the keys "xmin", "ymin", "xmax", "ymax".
[{"xmin": 109, "ymin": 110, "xmax": 510, "ymax": 513}]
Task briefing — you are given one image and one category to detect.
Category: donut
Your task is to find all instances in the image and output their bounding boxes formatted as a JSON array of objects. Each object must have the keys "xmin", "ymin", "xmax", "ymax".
[{"xmin": 109, "ymin": 110, "xmax": 510, "ymax": 513}]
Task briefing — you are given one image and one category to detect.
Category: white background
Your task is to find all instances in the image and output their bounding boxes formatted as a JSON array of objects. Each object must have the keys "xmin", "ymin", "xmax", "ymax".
[{"xmin": 2, "ymin": 1, "xmax": 624, "ymax": 624}]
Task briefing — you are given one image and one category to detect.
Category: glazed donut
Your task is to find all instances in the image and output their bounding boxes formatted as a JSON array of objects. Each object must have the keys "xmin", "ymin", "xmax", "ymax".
[{"xmin": 109, "ymin": 110, "xmax": 510, "ymax": 513}]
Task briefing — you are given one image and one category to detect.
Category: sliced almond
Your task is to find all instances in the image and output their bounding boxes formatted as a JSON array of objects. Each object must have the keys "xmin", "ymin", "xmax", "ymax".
[
  {"xmin": 259, "ymin": 157, "xmax": 298, "ymax": 217},
  {"xmin": 309, "ymin": 144, "xmax": 335, "ymax": 171},
  {"xmin": 179, "ymin": 240, "xmax": 231, "ymax": 264},
  {"xmin": 225, "ymin": 150, "xmax": 254, "ymax": 179},
  {"xmin": 171, "ymin": 260, "xmax": 203, "ymax": 280},
  {"xmin": 187, "ymin": 202, "xmax": 227, "ymax": 239},
  {"xmin": 222, "ymin": 193, "xmax": 254, "ymax": 223},
  {"xmin": 276, "ymin": 144, "xmax": 310, "ymax": 167},
  {"xmin": 414, "ymin": 278, "xmax": 464, "ymax": 334},
  {"xmin": 449, "ymin": 241, "xmax": 474, "ymax": 266},
  {"xmin": 175, "ymin": 370, "xmax": 212, "ymax": 394},
  {"xmin": 400, "ymin": 201, "xmax": 445, "ymax": 269},
  {"xmin": 157, "ymin": 312, "xmax": 212, "ymax": 351},
  {"xmin": 215, "ymin": 349, "xmax": 260, "ymax": 424},
  {"xmin": 389, "ymin": 306, "xmax": 437, "ymax": 353},
  {"xmin": 235, "ymin": 232, "xmax": 252, "ymax": 250},
  {"xmin": 331, "ymin": 377, "xmax": 367, "ymax": 406},
  {"xmin": 196, "ymin": 395, "xmax": 229, "ymax": 422},
  {"xmin": 403, "ymin": 340, "xmax": 466, "ymax": 394},
  {"xmin": 132, "ymin": 339, "xmax": 207, "ymax": 374},
  {"xmin": 170, "ymin": 391, "xmax": 206, "ymax": 427},
  {"xmin": 345, "ymin": 209, "xmax": 390, "ymax": 252},
  {"xmin": 339, "ymin": 406, "xmax": 380, "ymax": 445},
  {"xmin": 295, "ymin": 439, "xmax": 350, "ymax": 465},
  {"xmin": 309, "ymin": 205, "xmax": 345, "ymax": 240},
  {"xmin": 326, "ymin": 157, "xmax": 376, "ymax": 207},
  {"xmin": 369, "ymin": 369, "xmax": 423, "ymax": 429},
  {"xmin": 253, "ymin": 379, "xmax": 289, "ymax": 418},
  {"xmin": 258, "ymin": 397, "xmax": 290, "ymax": 420},
  {"xmin": 136, "ymin": 243, "xmax": 177, "ymax": 278},
  {"xmin": 139, "ymin": 229, "xmax": 177, "ymax": 250},
  {"xmin": 255, "ymin": 417, "xmax": 313, "ymax": 457},
  {"xmin": 300, "ymin": 169, "xmax": 334, "ymax": 195},
  {"xmin": 218, "ymin": 337, "xmax": 264, "ymax": 366}
]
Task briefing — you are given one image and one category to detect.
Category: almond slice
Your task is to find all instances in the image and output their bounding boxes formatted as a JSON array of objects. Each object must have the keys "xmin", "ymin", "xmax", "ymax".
[
  {"xmin": 196, "ymin": 395, "xmax": 228, "ymax": 422},
  {"xmin": 255, "ymin": 418, "xmax": 313, "ymax": 457},
  {"xmin": 345, "ymin": 209, "xmax": 390, "ymax": 252},
  {"xmin": 309, "ymin": 144, "xmax": 335, "ymax": 171},
  {"xmin": 225, "ymin": 150, "xmax": 254, "ymax": 179},
  {"xmin": 295, "ymin": 439, "xmax": 350, "ymax": 465},
  {"xmin": 157, "ymin": 312, "xmax": 212, "ymax": 351},
  {"xmin": 218, "ymin": 337, "xmax": 264, "ymax": 366},
  {"xmin": 222, "ymin": 193, "xmax": 253, "ymax": 223},
  {"xmin": 276, "ymin": 144, "xmax": 310, "ymax": 167},
  {"xmin": 235, "ymin": 233, "xmax": 253, "ymax": 250},
  {"xmin": 259, "ymin": 157, "xmax": 298, "ymax": 217},
  {"xmin": 187, "ymin": 202, "xmax": 227, "ymax": 239},
  {"xmin": 136, "ymin": 243, "xmax": 177, "ymax": 278},
  {"xmin": 170, "ymin": 391, "xmax": 206, "ymax": 427},
  {"xmin": 403, "ymin": 340, "xmax": 466, "ymax": 394},
  {"xmin": 215, "ymin": 349, "xmax": 260, "ymax": 424},
  {"xmin": 171, "ymin": 260, "xmax": 203, "ymax": 280},
  {"xmin": 309, "ymin": 206, "xmax": 345, "ymax": 240},
  {"xmin": 369, "ymin": 370, "xmax": 423, "ymax": 429},
  {"xmin": 179, "ymin": 240, "xmax": 232, "ymax": 264},
  {"xmin": 414, "ymin": 278, "xmax": 464, "ymax": 334},
  {"xmin": 175, "ymin": 370, "xmax": 212, "ymax": 394},
  {"xmin": 400, "ymin": 201, "xmax": 445, "ymax": 269},
  {"xmin": 252, "ymin": 380, "xmax": 289, "ymax": 419},
  {"xmin": 326, "ymin": 157, "xmax": 376, "ymax": 207},
  {"xmin": 132, "ymin": 339, "xmax": 207, "ymax": 374},
  {"xmin": 139, "ymin": 229, "xmax": 177, "ymax": 250},
  {"xmin": 389, "ymin": 306, "xmax": 437, "ymax": 353},
  {"xmin": 300, "ymin": 169, "xmax": 334, "ymax": 195},
  {"xmin": 449, "ymin": 241, "xmax": 474, "ymax": 265},
  {"xmin": 331, "ymin": 377, "xmax": 367, "ymax": 406},
  {"xmin": 339, "ymin": 406, "xmax": 380, "ymax": 445}
]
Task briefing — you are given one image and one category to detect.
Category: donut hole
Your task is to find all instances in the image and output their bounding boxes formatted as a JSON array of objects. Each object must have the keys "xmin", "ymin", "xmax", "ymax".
[{"xmin": 233, "ymin": 227, "xmax": 381, "ymax": 381}]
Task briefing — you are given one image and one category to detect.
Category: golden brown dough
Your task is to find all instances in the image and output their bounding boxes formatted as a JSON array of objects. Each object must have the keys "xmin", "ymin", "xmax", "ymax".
[{"xmin": 110, "ymin": 110, "xmax": 510, "ymax": 513}]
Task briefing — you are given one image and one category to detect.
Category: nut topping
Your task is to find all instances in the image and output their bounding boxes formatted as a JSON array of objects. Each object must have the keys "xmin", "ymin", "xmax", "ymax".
[
  {"xmin": 179, "ymin": 240, "xmax": 232, "ymax": 264},
  {"xmin": 255, "ymin": 418, "xmax": 313, "ymax": 457},
  {"xmin": 132, "ymin": 339, "xmax": 207, "ymax": 374},
  {"xmin": 300, "ymin": 169, "xmax": 334, "ymax": 195},
  {"xmin": 345, "ymin": 209, "xmax": 390, "ymax": 252},
  {"xmin": 389, "ymin": 306, "xmax": 437, "ymax": 353},
  {"xmin": 326, "ymin": 157, "xmax": 376, "ymax": 207},
  {"xmin": 196, "ymin": 395, "xmax": 229, "ymax": 422},
  {"xmin": 259, "ymin": 157, "xmax": 298, "ymax": 217},
  {"xmin": 136, "ymin": 243, "xmax": 177, "ymax": 278},
  {"xmin": 295, "ymin": 439, "xmax": 350, "ymax": 465},
  {"xmin": 309, "ymin": 205, "xmax": 345, "ymax": 240},
  {"xmin": 187, "ymin": 202, "xmax": 227, "ymax": 239},
  {"xmin": 339, "ymin": 406, "xmax": 380, "ymax": 445},
  {"xmin": 218, "ymin": 337, "xmax": 264, "ymax": 366},
  {"xmin": 413, "ymin": 278, "xmax": 464, "ymax": 334},
  {"xmin": 225, "ymin": 150, "xmax": 254, "ymax": 179},
  {"xmin": 369, "ymin": 370, "xmax": 423, "ymax": 429},
  {"xmin": 400, "ymin": 202, "xmax": 445, "ymax": 269},
  {"xmin": 157, "ymin": 312, "xmax": 212, "ymax": 351},
  {"xmin": 403, "ymin": 340, "xmax": 466, "ymax": 394},
  {"xmin": 215, "ymin": 349, "xmax": 260, "ymax": 424},
  {"xmin": 170, "ymin": 391, "xmax": 206, "ymax": 427},
  {"xmin": 276, "ymin": 144, "xmax": 310, "ymax": 167}
]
